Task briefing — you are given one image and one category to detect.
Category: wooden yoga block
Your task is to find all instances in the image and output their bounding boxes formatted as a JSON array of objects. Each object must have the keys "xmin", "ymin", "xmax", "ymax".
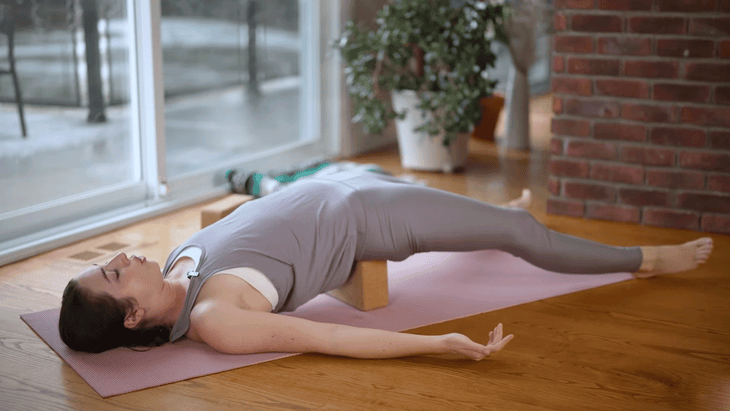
[
  {"xmin": 201, "ymin": 194, "xmax": 256, "ymax": 228},
  {"xmin": 327, "ymin": 260, "xmax": 389, "ymax": 311},
  {"xmin": 201, "ymin": 194, "xmax": 389, "ymax": 311}
]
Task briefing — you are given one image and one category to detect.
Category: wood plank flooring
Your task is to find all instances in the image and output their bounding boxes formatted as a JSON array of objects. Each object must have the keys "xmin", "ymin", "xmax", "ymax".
[{"xmin": 1, "ymin": 95, "xmax": 728, "ymax": 410}]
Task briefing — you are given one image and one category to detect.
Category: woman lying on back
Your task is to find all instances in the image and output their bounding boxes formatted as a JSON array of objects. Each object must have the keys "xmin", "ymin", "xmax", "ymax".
[{"xmin": 59, "ymin": 169, "xmax": 713, "ymax": 359}]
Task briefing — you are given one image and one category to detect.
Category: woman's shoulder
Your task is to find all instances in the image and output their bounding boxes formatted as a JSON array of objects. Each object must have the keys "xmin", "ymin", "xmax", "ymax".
[
  {"xmin": 186, "ymin": 299, "xmax": 219, "ymax": 343},
  {"xmin": 186, "ymin": 273, "xmax": 271, "ymax": 342},
  {"xmin": 185, "ymin": 299, "xmax": 253, "ymax": 347}
]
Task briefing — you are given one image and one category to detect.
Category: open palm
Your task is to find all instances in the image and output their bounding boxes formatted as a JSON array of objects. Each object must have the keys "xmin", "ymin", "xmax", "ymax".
[{"xmin": 444, "ymin": 323, "xmax": 514, "ymax": 361}]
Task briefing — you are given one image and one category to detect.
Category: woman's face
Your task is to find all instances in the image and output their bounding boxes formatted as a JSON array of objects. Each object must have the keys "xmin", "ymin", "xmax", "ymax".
[{"xmin": 76, "ymin": 252, "xmax": 163, "ymax": 308}]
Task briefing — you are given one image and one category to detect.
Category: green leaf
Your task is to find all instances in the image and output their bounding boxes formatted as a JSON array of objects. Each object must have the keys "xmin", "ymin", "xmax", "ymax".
[{"xmin": 333, "ymin": 0, "xmax": 509, "ymax": 146}]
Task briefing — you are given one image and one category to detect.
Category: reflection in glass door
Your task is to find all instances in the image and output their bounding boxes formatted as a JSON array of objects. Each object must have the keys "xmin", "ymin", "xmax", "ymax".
[
  {"xmin": 487, "ymin": 0, "xmax": 553, "ymax": 96},
  {"xmin": 0, "ymin": 0, "xmax": 137, "ymax": 214},
  {"xmin": 160, "ymin": 0, "xmax": 304, "ymax": 177}
]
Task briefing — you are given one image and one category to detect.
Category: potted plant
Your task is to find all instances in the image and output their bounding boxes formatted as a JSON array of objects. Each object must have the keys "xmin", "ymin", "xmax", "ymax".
[{"xmin": 334, "ymin": 0, "xmax": 510, "ymax": 172}]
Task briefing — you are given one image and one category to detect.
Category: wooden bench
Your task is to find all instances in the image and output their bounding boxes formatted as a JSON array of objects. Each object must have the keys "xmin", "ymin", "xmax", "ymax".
[{"xmin": 201, "ymin": 194, "xmax": 389, "ymax": 311}]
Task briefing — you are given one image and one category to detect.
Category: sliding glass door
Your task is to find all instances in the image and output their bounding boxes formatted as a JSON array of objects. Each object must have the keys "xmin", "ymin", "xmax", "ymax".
[
  {"xmin": 0, "ymin": 0, "xmax": 138, "ymax": 214},
  {"xmin": 0, "ymin": 0, "xmax": 146, "ymax": 257},
  {"xmin": 0, "ymin": 0, "xmax": 341, "ymax": 265},
  {"xmin": 160, "ymin": 0, "xmax": 310, "ymax": 178}
]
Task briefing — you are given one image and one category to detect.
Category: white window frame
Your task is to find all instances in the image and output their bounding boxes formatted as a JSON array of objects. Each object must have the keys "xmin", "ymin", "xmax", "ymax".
[{"xmin": 0, "ymin": 0, "xmax": 342, "ymax": 266}]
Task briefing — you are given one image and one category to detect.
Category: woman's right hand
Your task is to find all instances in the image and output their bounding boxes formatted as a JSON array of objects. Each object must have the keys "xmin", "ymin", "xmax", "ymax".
[{"xmin": 441, "ymin": 323, "xmax": 514, "ymax": 361}]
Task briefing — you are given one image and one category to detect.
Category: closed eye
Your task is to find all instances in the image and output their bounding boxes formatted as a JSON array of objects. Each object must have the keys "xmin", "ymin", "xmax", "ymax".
[
  {"xmin": 92, "ymin": 264, "xmax": 110, "ymax": 282},
  {"xmin": 105, "ymin": 268, "xmax": 120, "ymax": 281},
  {"xmin": 92, "ymin": 264, "xmax": 119, "ymax": 282}
]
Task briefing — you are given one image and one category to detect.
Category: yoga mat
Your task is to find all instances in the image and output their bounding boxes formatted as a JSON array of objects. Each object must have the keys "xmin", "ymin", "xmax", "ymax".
[{"xmin": 21, "ymin": 250, "xmax": 633, "ymax": 397}]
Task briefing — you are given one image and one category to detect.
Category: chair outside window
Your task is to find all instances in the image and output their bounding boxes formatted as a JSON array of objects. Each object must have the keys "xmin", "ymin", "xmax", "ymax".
[{"xmin": 0, "ymin": 0, "xmax": 27, "ymax": 138}]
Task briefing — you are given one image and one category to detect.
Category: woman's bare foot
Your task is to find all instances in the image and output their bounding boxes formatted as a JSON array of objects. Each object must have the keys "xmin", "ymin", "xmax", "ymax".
[
  {"xmin": 503, "ymin": 189, "xmax": 532, "ymax": 210},
  {"xmin": 634, "ymin": 237, "xmax": 714, "ymax": 278}
]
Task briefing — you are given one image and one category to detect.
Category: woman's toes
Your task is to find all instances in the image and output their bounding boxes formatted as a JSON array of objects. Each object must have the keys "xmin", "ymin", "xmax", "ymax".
[{"xmin": 519, "ymin": 189, "xmax": 532, "ymax": 208}]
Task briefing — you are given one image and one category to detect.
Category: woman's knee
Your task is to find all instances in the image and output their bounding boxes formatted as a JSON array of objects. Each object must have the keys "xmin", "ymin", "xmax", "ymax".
[
  {"xmin": 499, "ymin": 209, "xmax": 551, "ymax": 255},
  {"xmin": 502, "ymin": 208, "xmax": 542, "ymax": 237}
]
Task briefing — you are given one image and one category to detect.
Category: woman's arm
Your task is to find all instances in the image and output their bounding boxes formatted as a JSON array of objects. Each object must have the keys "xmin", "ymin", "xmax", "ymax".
[
  {"xmin": 327, "ymin": 324, "xmax": 444, "ymax": 359},
  {"xmin": 190, "ymin": 300, "xmax": 514, "ymax": 360},
  {"xmin": 325, "ymin": 323, "xmax": 513, "ymax": 360}
]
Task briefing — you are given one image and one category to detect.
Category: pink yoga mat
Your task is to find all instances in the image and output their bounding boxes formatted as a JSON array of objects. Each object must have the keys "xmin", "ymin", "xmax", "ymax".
[{"xmin": 21, "ymin": 250, "xmax": 633, "ymax": 397}]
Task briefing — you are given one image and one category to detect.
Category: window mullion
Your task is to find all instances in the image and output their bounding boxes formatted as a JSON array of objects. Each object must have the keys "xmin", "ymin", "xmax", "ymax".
[{"xmin": 133, "ymin": 0, "xmax": 167, "ymax": 201}]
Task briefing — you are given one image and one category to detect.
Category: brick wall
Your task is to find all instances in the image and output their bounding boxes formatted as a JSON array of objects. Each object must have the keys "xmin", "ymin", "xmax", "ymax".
[{"xmin": 548, "ymin": 0, "xmax": 730, "ymax": 233}]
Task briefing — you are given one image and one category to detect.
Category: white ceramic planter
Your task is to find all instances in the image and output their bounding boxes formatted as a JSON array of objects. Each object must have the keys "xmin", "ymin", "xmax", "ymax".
[{"xmin": 390, "ymin": 90, "xmax": 470, "ymax": 173}]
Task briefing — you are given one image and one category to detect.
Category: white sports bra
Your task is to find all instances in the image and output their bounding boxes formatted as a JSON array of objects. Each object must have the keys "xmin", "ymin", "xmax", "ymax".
[{"xmin": 173, "ymin": 246, "xmax": 279, "ymax": 311}]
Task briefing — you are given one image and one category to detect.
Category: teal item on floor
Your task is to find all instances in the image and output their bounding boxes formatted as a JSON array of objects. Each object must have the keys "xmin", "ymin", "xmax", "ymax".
[
  {"xmin": 248, "ymin": 162, "xmax": 389, "ymax": 196},
  {"xmin": 249, "ymin": 163, "xmax": 332, "ymax": 196},
  {"xmin": 365, "ymin": 167, "xmax": 388, "ymax": 175},
  {"xmin": 273, "ymin": 162, "xmax": 332, "ymax": 183},
  {"xmin": 249, "ymin": 173, "xmax": 266, "ymax": 197}
]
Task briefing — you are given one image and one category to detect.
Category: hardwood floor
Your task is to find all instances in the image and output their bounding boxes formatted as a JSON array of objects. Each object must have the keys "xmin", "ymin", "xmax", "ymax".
[{"xmin": 1, "ymin": 96, "xmax": 728, "ymax": 410}]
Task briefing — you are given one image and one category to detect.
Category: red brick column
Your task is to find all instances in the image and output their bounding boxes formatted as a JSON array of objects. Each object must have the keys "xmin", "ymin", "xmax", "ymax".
[{"xmin": 548, "ymin": 0, "xmax": 730, "ymax": 233}]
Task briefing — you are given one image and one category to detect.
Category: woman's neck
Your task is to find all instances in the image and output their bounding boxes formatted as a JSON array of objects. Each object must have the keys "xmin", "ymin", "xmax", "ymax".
[{"xmin": 157, "ymin": 258, "xmax": 196, "ymax": 328}]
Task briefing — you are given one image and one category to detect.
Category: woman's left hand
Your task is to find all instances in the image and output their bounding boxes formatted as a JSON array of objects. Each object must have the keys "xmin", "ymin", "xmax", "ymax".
[{"xmin": 441, "ymin": 323, "xmax": 514, "ymax": 361}]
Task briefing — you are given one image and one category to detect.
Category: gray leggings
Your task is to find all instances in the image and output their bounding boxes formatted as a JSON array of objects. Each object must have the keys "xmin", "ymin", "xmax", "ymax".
[{"xmin": 338, "ymin": 172, "xmax": 642, "ymax": 274}]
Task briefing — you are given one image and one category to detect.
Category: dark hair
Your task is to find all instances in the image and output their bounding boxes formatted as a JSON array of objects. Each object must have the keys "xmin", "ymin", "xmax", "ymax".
[{"xmin": 59, "ymin": 279, "xmax": 170, "ymax": 353}]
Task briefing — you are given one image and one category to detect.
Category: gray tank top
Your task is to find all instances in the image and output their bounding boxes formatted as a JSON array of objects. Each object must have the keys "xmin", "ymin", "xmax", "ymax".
[{"xmin": 161, "ymin": 176, "xmax": 364, "ymax": 343}]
